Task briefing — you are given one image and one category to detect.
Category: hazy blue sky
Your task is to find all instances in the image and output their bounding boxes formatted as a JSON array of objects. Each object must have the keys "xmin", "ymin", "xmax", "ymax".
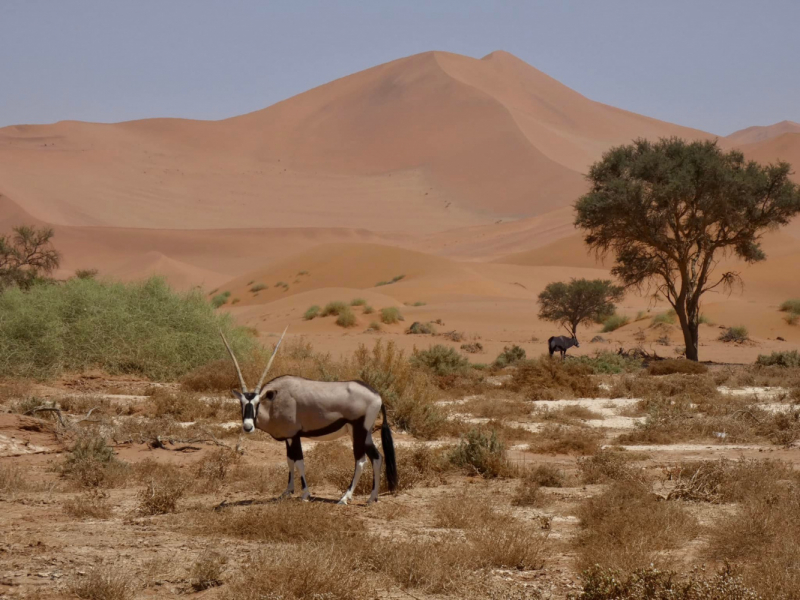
[{"xmin": 2, "ymin": 1, "xmax": 798, "ymax": 135}]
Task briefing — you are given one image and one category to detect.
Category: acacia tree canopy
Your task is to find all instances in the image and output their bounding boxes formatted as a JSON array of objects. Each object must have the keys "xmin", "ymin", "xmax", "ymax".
[
  {"xmin": 575, "ymin": 137, "xmax": 800, "ymax": 361},
  {"xmin": 537, "ymin": 278, "xmax": 624, "ymax": 337},
  {"xmin": 0, "ymin": 225, "xmax": 60, "ymax": 290}
]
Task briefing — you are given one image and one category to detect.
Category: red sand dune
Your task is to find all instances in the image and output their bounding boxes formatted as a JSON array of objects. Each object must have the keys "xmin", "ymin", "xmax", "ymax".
[{"xmin": 725, "ymin": 120, "xmax": 800, "ymax": 146}]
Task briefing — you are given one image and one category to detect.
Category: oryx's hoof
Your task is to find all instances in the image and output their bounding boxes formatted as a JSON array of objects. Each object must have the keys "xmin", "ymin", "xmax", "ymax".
[
  {"xmin": 336, "ymin": 498, "xmax": 348, "ymax": 506},
  {"xmin": 279, "ymin": 490, "xmax": 294, "ymax": 499},
  {"xmin": 300, "ymin": 492, "xmax": 311, "ymax": 502}
]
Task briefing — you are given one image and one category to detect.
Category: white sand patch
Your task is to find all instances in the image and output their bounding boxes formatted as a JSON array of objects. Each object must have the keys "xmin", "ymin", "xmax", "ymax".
[
  {"xmin": 530, "ymin": 398, "xmax": 640, "ymax": 418},
  {"xmin": 584, "ymin": 416, "xmax": 645, "ymax": 430},
  {"xmin": 0, "ymin": 433, "xmax": 49, "ymax": 456},
  {"xmin": 717, "ymin": 386, "xmax": 789, "ymax": 400},
  {"xmin": 609, "ymin": 443, "xmax": 765, "ymax": 453}
]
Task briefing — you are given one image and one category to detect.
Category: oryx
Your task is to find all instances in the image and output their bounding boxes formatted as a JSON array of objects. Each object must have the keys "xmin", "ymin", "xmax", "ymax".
[
  {"xmin": 548, "ymin": 324, "xmax": 580, "ymax": 359},
  {"xmin": 220, "ymin": 328, "xmax": 397, "ymax": 505}
]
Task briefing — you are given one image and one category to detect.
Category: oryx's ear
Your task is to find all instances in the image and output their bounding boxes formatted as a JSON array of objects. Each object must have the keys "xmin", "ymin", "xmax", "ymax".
[
  {"xmin": 260, "ymin": 389, "xmax": 276, "ymax": 401},
  {"xmin": 231, "ymin": 389, "xmax": 246, "ymax": 401}
]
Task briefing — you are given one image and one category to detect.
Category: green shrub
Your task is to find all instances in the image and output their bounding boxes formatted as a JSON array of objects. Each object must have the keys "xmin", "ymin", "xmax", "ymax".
[
  {"xmin": 406, "ymin": 301, "xmax": 426, "ymax": 307},
  {"xmin": 335, "ymin": 307, "xmax": 357, "ymax": 328},
  {"xmin": 602, "ymin": 314, "xmax": 629, "ymax": 332},
  {"xmin": 449, "ymin": 428, "xmax": 511, "ymax": 478},
  {"xmin": 698, "ymin": 314, "xmax": 714, "ymax": 325},
  {"xmin": 410, "ymin": 345, "xmax": 469, "ymax": 376},
  {"xmin": 719, "ymin": 326, "xmax": 749, "ymax": 343},
  {"xmin": 380, "ymin": 307, "xmax": 403, "ymax": 324},
  {"xmin": 756, "ymin": 350, "xmax": 800, "ymax": 368},
  {"xmin": 321, "ymin": 301, "xmax": 348, "ymax": 317},
  {"xmin": 573, "ymin": 351, "xmax": 643, "ymax": 374},
  {"xmin": 780, "ymin": 299, "xmax": 800, "ymax": 314},
  {"xmin": 362, "ymin": 305, "xmax": 374, "ymax": 314},
  {"xmin": 303, "ymin": 305, "xmax": 320, "ymax": 320},
  {"xmin": 375, "ymin": 275, "xmax": 405, "ymax": 287},
  {"xmin": 274, "ymin": 281, "xmax": 288, "ymax": 289},
  {"xmin": 231, "ymin": 297, "xmax": 240, "ymax": 305},
  {"xmin": 367, "ymin": 321, "xmax": 381, "ymax": 332},
  {"xmin": 297, "ymin": 270, "xmax": 309, "ymax": 276},
  {"xmin": 651, "ymin": 310, "xmax": 676, "ymax": 326},
  {"xmin": 211, "ymin": 291, "xmax": 231, "ymax": 308},
  {"xmin": 0, "ymin": 277, "xmax": 254, "ymax": 380},
  {"xmin": 249, "ymin": 283, "xmax": 267, "ymax": 292},
  {"xmin": 350, "ymin": 298, "xmax": 367, "ymax": 306},
  {"xmin": 786, "ymin": 313, "xmax": 799, "ymax": 325},
  {"xmin": 494, "ymin": 345, "xmax": 526, "ymax": 368},
  {"xmin": 74, "ymin": 268, "xmax": 99, "ymax": 280},
  {"xmin": 406, "ymin": 321, "xmax": 436, "ymax": 335}
]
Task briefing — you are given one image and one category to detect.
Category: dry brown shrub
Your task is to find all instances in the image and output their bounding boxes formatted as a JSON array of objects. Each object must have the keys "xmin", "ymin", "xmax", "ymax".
[
  {"xmin": 555, "ymin": 404, "xmax": 605, "ymax": 421},
  {"xmin": 0, "ymin": 379, "xmax": 33, "ymax": 405},
  {"xmin": 192, "ymin": 500, "xmax": 364, "ymax": 542},
  {"xmin": 513, "ymin": 480, "xmax": 545, "ymax": 507},
  {"xmin": 68, "ymin": 564, "xmax": 134, "ymax": 600},
  {"xmin": 228, "ymin": 463, "xmax": 286, "ymax": 495},
  {"xmin": 433, "ymin": 491, "xmax": 498, "ymax": 529},
  {"xmin": 137, "ymin": 473, "xmax": 189, "ymax": 515},
  {"xmin": 60, "ymin": 435, "xmax": 130, "ymax": 489},
  {"xmin": 512, "ymin": 357, "xmax": 599, "ymax": 399},
  {"xmin": 461, "ymin": 395, "xmax": 531, "ymax": 420},
  {"xmin": 194, "ymin": 447, "xmax": 240, "ymax": 487},
  {"xmin": 189, "ymin": 548, "xmax": 228, "ymax": 591},
  {"xmin": 469, "ymin": 523, "xmax": 547, "ymax": 570},
  {"xmin": 530, "ymin": 424, "xmax": 601, "ymax": 455},
  {"xmin": 63, "ymin": 489, "xmax": 113, "ymax": 519},
  {"xmin": 575, "ymin": 479, "xmax": 699, "ymax": 574},
  {"xmin": 577, "ymin": 449, "xmax": 645, "ymax": 484},
  {"xmin": 0, "ymin": 464, "xmax": 27, "ymax": 493},
  {"xmin": 611, "ymin": 372, "xmax": 719, "ymax": 402},
  {"xmin": 524, "ymin": 463, "xmax": 567, "ymax": 487},
  {"xmin": 666, "ymin": 458, "xmax": 797, "ymax": 503},
  {"xmin": 648, "ymin": 358, "xmax": 709, "ymax": 376},
  {"xmin": 224, "ymin": 543, "xmax": 374, "ymax": 600},
  {"xmin": 147, "ymin": 388, "xmax": 236, "ymax": 421}
]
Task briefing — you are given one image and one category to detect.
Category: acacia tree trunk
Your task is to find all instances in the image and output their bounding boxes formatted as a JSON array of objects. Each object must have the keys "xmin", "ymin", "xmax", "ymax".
[{"xmin": 675, "ymin": 302, "xmax": 700, "ymax": 361}]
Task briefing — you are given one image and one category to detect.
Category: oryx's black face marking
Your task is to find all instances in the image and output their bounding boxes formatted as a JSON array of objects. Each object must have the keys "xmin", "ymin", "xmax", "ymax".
[{"xmin": 232, "ymin": 390, "xmax": 261, "ymax": 434}]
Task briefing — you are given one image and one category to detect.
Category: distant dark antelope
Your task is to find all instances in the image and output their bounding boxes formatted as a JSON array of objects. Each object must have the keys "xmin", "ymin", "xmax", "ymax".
[
  {"xmin": 548, "ymin": 326, "xmax": 579, "ymax": 359},
  {"xmin": 220, "ymin": 327, "xmax": 397, "ymax": 505}
]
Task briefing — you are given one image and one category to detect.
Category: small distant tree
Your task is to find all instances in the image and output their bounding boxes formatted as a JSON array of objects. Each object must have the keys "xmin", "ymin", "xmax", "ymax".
[
  {"xmin": 0, "ymin": 225, "xmax": 60, "ymax": 290},
  {"xmin": 575, "ymin": 138, "xmax": 800, "ymax": 361},
  {"xmin": 538, "ymin": 278, "xmax": 624, "ymax": 337}
]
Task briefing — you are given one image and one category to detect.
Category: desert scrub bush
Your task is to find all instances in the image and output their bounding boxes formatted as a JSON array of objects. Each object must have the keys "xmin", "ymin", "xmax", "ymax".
[
  {"xmin": 651, "ymin": 309, "xmax": 677, "ymax": 326},
  {"xmin": 366, "ymin": 321, "xmax": 381, "ymax": 332},
  {"xmin": 575, "ymin": 479, "xmax": 698, "ymax": 574},
  {"xmin": 531, "ymin": 424, "xmax": 601, "ymax": 455},
  {"xmin": 303, "ymin": 304, "xmax": 320, "ymax": 320},
  {"xmin": 350, "ymin": 297, "xmax": 366, "ymax": 306},
  {"xmin": 461, "ymin": 342, "xmax": 483, "ymax": 353},
  {"xmin": 706, "ymin": 469, "xmax": 800, "ymax": 598},
  {"xmin": 68, "ymin": 564, "xmax": 134, "ymax": 600},
  {"xmin": 60, "ymin": 435, "xmax": 130, "ymax": 488},
  {"xmin": 137, "ymin": 474, "xmax": 188, "ymax": 515},
  {"xmin": 494, "ymin": 344, "xmax": 526, "ymax": 368},
  {"xmin": 0, "ymin": 465, "xmax": 28, "ymax": 494},
  {"xmin": 351, "ymin": 340, "xmax": 446, "ymax": 439},
  {"xmin": 195, "ymin": 448, "xmax": 240, "ymax": 487},
  {"xmin": 512, "ymin": 357, "xmax": 599, "ymax": 399},
  {"xmin": 411, "ymin": 344, "xmax": 469, "ymax": 376},
  {"xmin": 321, "ymin": 300, "xmax": 348, "ymax": 317},
  {"xmin": 648, "ymin": 358, "xmax": 708, "ymax": 375},
  {"xmin": 719, "ymin": 326, "xmax": 749, "ymax": 343},
  {"xmin": 224, "ymin": 544, "xmax": 374, "ymax": 600},
  {"xmin": 756, "ymin": 350, "xmax": 800, "ymax": 368},
  {"xmin": 375, "ymin": 274, "xmax": 405, "ymax": 287},
  {"xmin": 210, "ymin": 290, "xmax": 231, "ymax": 308},
  {"xmin": 362, "ymin": 304, "xmax": 374, "ymax": 314},
  {"xmin": 189, "ymin": 549, "xmax": 228, "ymax": 591},
  {"xmin": 449, "ymin": 428, "xmax": 514, "ymax": 477},
  {"xmin": 0, "ymin": 277, "xmax": 255, "ymax": 381},
  {"xmin": 780, "ymin": 299, "xmax": 800, "ymax": 314},
  {"xmin": 573, "ymin": 565, "xmax": 762, "ymax": 600},
  {"xmin": 379, "ymin": 306, "xmax": 403, "ymax": 324},
  {"xmin": 63, "ymin": 489, "xmax": 112, "ymax": 519},
  {"xmin": 335, "ymin": 306, "xmax": 357, "ymax": 328},
  {"xmin": 573, "ymin": 351, "xmax": 643, "ymax": 374},
  {"xmin": 249, "ymin": 283, "xmax": 267, "ymax": 292},
  {"xmin": 601, "ymin": 314, "xmax": 630, "ymax": 332},
  {"xmin": 577, "ymin": 449, "xmax": 642, "ymax": 484},
  {"xmin": 406, "ymin": 321, "xmax": 436, "ymax": 334}
]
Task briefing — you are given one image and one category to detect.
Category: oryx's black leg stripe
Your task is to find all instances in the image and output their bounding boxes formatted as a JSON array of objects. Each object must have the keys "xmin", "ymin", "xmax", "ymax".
[
  {"xmin": 287, "ymin": 435, "xmax": 304, "ymax": 461},
  {"xmin": 300, "ymin": 476, "xmax": 307, "ymax": 489},
  {"xmin": 365, "ymin": 444, "xmax": 380, "ymax": 461}
]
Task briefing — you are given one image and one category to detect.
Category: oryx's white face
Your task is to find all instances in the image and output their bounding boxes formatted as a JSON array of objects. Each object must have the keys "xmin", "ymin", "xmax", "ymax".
[{"xmin": 232, "ymin": 390, "xmax": 260, "ymax": 434}]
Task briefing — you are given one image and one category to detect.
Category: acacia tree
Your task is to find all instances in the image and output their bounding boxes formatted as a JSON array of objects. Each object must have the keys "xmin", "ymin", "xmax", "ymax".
[
  {"xmin": 538, "ymin": 278, "xmax": 624, "ymax": 337},
  {"xmin": 575, "ymin": 138, "xmax": 800, "ymax": 361},
  {"xmin": 0, "ymin": 225, "xmax": 60, "ymax": 290}
]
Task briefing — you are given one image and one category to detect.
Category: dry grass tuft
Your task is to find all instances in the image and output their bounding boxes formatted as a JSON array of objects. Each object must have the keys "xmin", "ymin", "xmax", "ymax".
[
  {"xmin": 137, "ymin": 473, "xmax": 189, "ymax": 515},
  {"xmin": 189, "ymin": 548, "xmax": 228, "ymax": 591},
  {"xmin": 0, "ymin": 464, "xmax": 28, "ymax": 494},
  {"xmin": 575, "ymin": 479, "xmax": 698, "ymax": 574},
  {"xmin": 194, "ymin": 447, "xmax": 240, "ymax": 487},
  {"xmin": 577, "ymin": 449, "xmax": 645, "ymax": 484},
  {"xmin": 60, "ymin": 435, "xmax": 130, "ymax": 489},
  {"xmin": 648, "ymin": 358, "xmax": 708, "ymax": 376},
  {"xmin": 68, "ymin": 564, "xmax": 134, "ymax": 600},
  {"xmin": 433, "ymin": 491, "xmax": 498, "ymax": 529},
  {"xmin": 530, "ymin": 424, "xmax": 601, "ymax": 455},
  {"xmin": 63, "ymin": 489, "xmax": 113, "ymax": 519},
  {"xmin": 512, "ymin": 357, "xmax": 599, "ymax": 399}
]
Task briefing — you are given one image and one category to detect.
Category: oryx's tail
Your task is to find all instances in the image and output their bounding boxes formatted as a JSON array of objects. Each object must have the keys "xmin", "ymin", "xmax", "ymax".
[{"xmin": 380, "ymin": 403, "xmax": 398, "ymax": 492}]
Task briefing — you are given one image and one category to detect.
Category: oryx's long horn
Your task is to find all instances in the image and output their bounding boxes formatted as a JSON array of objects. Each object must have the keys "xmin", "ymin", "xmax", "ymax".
[
  {"xmin": 220, "ymin": 330, "xmax": 248, "ymax": 393},
  {"xmin": 255, "ymin": 325, "xmax": 288, "ymax": 393}
]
